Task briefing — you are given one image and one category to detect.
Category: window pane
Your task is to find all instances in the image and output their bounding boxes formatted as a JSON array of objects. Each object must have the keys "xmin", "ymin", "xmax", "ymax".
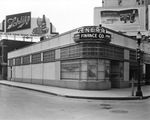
[
  {"xmin": 15, "ymin": 57, "xmax": 21, "ymax": 65},
  {"xmin": 98, "ymin": 71, "xmax": 105, "ymax": 80},
  {"xmin": 43, "ymin": 50, "xmax": 55, "ymax": 62},
  {"xmin": 88, "ymin": 59, "xmax": 97, "ymax": 80},
  {"xmin": 81, "ymin": 71, "xmax": 87, "ymax": 79},
  {"xmin": 61, "ymin": 60, "xmax": 80, "ymax": 80},
  {"xmin": 32, "ymin": 53, "xmax": 41, "ymax": 63},
  {"xmin": 23, "ymin": 55, "xmax": 30, "ymax": 64}
]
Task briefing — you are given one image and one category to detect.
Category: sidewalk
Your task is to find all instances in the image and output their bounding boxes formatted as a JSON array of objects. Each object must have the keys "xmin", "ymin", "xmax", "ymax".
[{"xmin": 0, "ymin": 80, "xmax": 150, "ymax": 100}]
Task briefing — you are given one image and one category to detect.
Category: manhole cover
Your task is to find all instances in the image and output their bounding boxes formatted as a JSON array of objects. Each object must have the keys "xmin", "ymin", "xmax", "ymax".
[
  {"xmin": 101, "ymin": 106, "xmax": 112, "ymax": 109},
  {"xmin": 100, "ymin": 104, "xmax": 111, "ymax": 106},
  {"xmin": 100, "ymin": 104, "xmax": 112, "ymax": 110},
  {"xmin": 111, "ymin": 110, "xmax": 128, "ymax": 113}
]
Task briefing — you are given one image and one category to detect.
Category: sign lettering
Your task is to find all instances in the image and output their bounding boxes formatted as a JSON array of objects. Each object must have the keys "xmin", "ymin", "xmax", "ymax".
[
  {"xmin": 78, "ymin": 26, "xmax": 106, "ymax": 33},
  {"xmin": 6, "ymin": 12, "xmax": 31, "ymax": 32},
  {"xmin": 74, "ymin": 26, "xmax": 111, "ymax": 43}
]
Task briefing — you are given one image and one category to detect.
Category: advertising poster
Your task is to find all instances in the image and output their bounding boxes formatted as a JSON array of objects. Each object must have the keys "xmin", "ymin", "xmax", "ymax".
[
  {"xmin": 94, "ymin": 6, "xmax": 146, "ymax": 31},
  {"xmin": 101, "ymin": 9, "xmax": 139, "ymax": 26}
]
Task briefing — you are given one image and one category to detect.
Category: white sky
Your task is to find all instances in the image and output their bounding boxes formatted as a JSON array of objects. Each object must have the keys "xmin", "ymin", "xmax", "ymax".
[{"xmin": 0, "ymin": 0, "xmax": 102, "ymax": 34}]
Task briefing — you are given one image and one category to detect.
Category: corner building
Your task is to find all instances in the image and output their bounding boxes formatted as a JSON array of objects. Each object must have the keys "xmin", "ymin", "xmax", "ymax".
[{"xmin": 8, "ymin": 26, "xmax": 150, "ymax": 90}]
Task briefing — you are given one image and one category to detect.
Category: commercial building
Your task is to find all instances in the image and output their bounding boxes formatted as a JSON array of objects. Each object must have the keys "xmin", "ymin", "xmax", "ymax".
[
  {"xmin": 7, "ymin": 25, "xmax": 150, "ymax": 90},
  {"xmin": 6, "ymin": 0, "xmax": 150, "ymax": 89}
]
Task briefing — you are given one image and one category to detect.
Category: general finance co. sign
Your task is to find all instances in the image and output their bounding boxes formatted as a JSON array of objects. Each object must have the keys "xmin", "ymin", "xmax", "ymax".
[
  {"xmin": 74, "ymin": 26, "xmax": 111, "ymax": 43},
  {"xmin": 6, "ymin": 12, "xmax": 31, "ymax": 32}
]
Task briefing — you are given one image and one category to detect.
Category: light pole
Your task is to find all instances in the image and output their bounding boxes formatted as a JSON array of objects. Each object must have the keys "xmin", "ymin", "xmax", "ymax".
[{"xmin": 136, "ymin": 31, "xmax": 143, "ymax": 97}]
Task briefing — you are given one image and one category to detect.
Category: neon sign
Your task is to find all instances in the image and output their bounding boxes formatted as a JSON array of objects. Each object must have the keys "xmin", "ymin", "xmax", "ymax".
[{"xmin": 74, "ymin": 26, "xmax": 111, "ymax": 43}]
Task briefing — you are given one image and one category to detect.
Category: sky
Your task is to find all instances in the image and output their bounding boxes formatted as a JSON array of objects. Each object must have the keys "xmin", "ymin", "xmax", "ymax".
[{"xmin": 0, "ymin": 0, "xmax": 102, "ymax": 34}]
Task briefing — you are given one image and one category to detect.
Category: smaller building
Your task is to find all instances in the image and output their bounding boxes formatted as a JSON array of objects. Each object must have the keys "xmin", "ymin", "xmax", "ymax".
[
  {"xmin": 0, "ymin": 39, "xmax": 35, "ymax": 79},
  {"xmin": 7, "ymin": 26, "xmax": 150, "ymax": 90}
]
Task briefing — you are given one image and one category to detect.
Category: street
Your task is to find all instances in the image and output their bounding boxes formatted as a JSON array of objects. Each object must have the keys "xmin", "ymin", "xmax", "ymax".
[{"xmin": 0, "ymin": 84, "xmax": 150, "ymax": 120}]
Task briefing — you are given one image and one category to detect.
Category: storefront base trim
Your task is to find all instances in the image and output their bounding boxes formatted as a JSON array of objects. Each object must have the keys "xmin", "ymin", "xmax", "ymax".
[
  {"xmin": 43, "ymin": 79, "xmax": 111, "ymax": 90},
  {"xmin": 23, "ymin": 78, "xmax": 32, "ymax": 83},
  {"xmin": 111, "ymin": 81, "xmax": 130, "ymax": 88},
  {"xmin": 8, "ymin": 78, "xmax": 111, "ymax": 90},
  {"xmin": 12, "ymin": 78, "xmax": 23, "ymax": 82}
]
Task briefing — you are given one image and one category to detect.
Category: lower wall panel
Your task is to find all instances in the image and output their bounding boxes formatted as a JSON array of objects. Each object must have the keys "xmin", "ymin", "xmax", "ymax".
[
  {"xmin": 7, "ymin": 67, "xmax": 11, "ymax": 80},
  {"xmin": 22, "ymin": 78, "xmax": 32, "ymax": 83},
  {"xmin": 43, "ymin": 79, "xmax": 111, "ymax": 90},
  {"xmin": 14, "ymin": 78, "xmax": 23, "ymax": 82},
  {"xmin": 10, "ymin": 77, "xmax": 111, "ymax": 90},
  {"xmin": 32, "ymin": 64, "xmax": 43, "ymax": 80},
  {"xmin": 111, "ymin": 81, "xmax": 130, "ymax": 88},
  {"xmin": 23, "ymin": 65, "xmax": 32, "ymax": 80},
  {"xmin": 15, "ymin": 66, "xmax": 23, "ymax": 79},
  {"xmin": 32, "ymin": 79, "xmax": 43, "ymax": 85}
]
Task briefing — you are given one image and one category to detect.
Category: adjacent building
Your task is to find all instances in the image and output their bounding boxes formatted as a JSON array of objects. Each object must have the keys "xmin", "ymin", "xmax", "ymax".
[
  {"xmin": 0, "ymin": 11, "xmax": 58, "ymax": 80},
  {"xmin": 0, "ymin": 39, "xmax": 35, "ymax": 80},
  {"xmin": 96, "ymin": 0, "xmax": 150, "ymax": 37}
]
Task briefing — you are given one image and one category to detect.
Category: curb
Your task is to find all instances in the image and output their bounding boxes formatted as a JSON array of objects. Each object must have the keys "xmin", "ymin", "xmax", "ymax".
[
  {"xmin": 65, "ymin": 95, "xmax": 150, "ymax": 100},
  {"xmin": 1, "ymin": 83, "xmax": 150, "ymax": 100}
]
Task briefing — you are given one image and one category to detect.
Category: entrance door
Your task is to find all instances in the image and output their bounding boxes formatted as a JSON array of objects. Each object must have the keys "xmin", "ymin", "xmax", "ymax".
[
  {"xmin": 110, "ymin": 61, "xmax": 120, "ymax": 88},
  {"xmin": 110, "ymin": 60, "xmax": 124, "ymax": 88},
  {"xmin": 0, "ymin": 64, "xmax": 2, "ymax": 79},
  {"xmin": 145, "ymin": 64, "xmax": 150, "ymax": 84},
  {"xmin": 10, "ymin": 67, "xmax": 12, "ymax": 81}
]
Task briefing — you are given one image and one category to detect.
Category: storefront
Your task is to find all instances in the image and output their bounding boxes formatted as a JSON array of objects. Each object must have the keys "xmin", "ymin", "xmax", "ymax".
[{"xmin": 7, "ymin": 26, "xmax": 150, "ymax": 90}]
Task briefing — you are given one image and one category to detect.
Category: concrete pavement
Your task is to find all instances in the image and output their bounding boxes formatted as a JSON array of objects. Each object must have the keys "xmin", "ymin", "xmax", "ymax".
[{"xmin": 0, "ymin": 80, "xmax": 150, "ymax": 100}]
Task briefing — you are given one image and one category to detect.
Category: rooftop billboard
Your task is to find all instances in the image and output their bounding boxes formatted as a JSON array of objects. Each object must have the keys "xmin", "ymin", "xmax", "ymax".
[
  {"xmin": 6, "ymin": 12, "xmax": 31, "ymax": 32},
  {"xmin": 94, "ymin": 6, "xmax": 146, "ymax": 32},
  {"xmin": 0, "ymin": 12, "xmax": 58, "ymax": 40}
]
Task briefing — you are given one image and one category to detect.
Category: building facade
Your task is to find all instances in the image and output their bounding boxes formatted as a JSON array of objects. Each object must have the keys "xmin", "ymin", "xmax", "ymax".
[
  {"xmin": 0, "ymin": 39, "xmax": 35, "ymax": 80},
  {"xmin": 7, "ymin": 26, "xmax": 150, "ymax": 90},
  {"xmin": 98, "ymin": 0, "xmax": 150, "ymax": 37}
]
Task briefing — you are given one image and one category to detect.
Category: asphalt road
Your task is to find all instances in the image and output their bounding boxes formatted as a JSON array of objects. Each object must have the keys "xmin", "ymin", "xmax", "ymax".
[{"xmin": 0, "ymin": 84, "xmax": 150, "ymax": 120}]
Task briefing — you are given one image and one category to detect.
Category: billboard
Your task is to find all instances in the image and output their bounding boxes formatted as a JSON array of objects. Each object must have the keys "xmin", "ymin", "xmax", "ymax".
[
  {"xmin": 101, "ymin": 9, "xmax": 139, "ymax": 25},
  {"xmin": 32, "ymin": 15, "xmax": 49, "ymax": 35},
  {"xmin": 94, "ymin": 6, "xmax": 146, "ymax": 32},
  {"xmin": 0, "ymin": 12, "xmax": 58, "ymax": 40},
  {"xmin": 6, "ymin": 12, "xmax": 31, "ymax": 32}
]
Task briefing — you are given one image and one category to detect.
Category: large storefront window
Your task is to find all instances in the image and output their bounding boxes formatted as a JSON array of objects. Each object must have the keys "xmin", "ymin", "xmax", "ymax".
[
  {"xmin": 61, "ymin": 60, "xmax": 80, "ymax": 80},
  {"xmin": 88, "ymin": 60, "xmax": 97, "ymax": 80},
  {"xmin": 61, "ymin": 59, "xmax": 110, "ymax": 81},
  {"xmin": 80, "ymin": 60, "xmax": 87, "ymax": 80}
]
